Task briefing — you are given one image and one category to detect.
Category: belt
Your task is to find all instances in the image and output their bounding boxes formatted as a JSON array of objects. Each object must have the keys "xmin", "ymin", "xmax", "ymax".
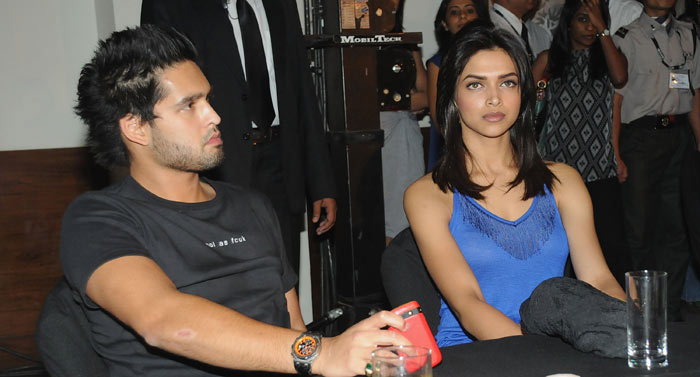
[
  {"xmin": 244, "ymin": 127, "xmax": 280, "ymax": 145},
  {"xmin": 625, "ymin": 114, "xmax": 688, "ymax": 130}
]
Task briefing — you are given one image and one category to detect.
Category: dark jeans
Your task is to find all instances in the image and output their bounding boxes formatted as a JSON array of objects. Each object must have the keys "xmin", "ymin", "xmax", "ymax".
[
  {"xmin": 586, "ymin": 177, "xmax": 631, "ymax": 288},
  {"xmin": 252, "ymin": 137, "xmax": 302, "ymax": 276},
  {"xmin": 620, "ymin": 122, "xmax": 691, "ymax": 320}
]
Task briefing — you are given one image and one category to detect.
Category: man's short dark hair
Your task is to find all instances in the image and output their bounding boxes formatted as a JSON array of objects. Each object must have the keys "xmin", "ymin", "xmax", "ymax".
[{"xmin": 75, "ymin": 24, "xmax": 197, "ymax": 169}]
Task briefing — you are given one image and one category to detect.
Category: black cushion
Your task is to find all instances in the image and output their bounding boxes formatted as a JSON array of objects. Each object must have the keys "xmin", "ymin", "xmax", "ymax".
[
  {"xmin": 381, "ymin": 227, "xmax": 441, "ymax": 335},
  {"xmin": 35, "ymin": 277, "xmax": 109, "ymax": 377}
]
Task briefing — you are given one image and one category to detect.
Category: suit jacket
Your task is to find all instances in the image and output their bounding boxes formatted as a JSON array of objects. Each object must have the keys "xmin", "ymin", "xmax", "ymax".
[
  {"xmin": 489, "ymin": 7, "xmax": 552, "ymax": 59},
  {"xmin": 141, "ymin": 0, "xmax": 336, "ymax": 214}
]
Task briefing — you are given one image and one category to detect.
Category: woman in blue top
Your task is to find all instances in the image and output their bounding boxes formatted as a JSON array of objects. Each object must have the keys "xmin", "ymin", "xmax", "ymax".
[
  {"xmin": 427, "ymin": 0, "xmax": 490, "ymax": 170},
  {"xmin": 404, "ymin": 22, "xmax": 625, "ymax": 347}
]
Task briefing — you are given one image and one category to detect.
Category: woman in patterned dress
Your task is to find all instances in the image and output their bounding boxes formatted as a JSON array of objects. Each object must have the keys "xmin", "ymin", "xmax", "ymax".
[
  {"xmin": 532, "ymin": 0, "xmax": 630, "ymax": 286},
  {"xmin": 404, "ymin": 22, "xmax": 624, "ymax": 347}
]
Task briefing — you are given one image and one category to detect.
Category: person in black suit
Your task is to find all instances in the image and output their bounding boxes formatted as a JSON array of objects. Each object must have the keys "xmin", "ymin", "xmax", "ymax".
[{"xmin": 141, "ymin": 0, "xmax": 337, "ymax": 274}]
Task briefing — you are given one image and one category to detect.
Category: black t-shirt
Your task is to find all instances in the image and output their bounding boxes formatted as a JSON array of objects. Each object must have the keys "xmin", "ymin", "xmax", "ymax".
[{"xmin": 60, "ymin": 176, "xmax": 297, "ymax": 376}]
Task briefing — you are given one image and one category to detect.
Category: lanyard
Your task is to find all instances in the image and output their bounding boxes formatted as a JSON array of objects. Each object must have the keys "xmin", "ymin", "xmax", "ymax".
[
  {"xmin": 650, "ymin": 30, "xmax": 689, "ymax": 70},
  {"xmin": 493, "ymin": 9, "xmax": 520, "ymax": 36},
  {"xmin": 493, "ymin": 8, "xmax": 533, "ymax": 60}
]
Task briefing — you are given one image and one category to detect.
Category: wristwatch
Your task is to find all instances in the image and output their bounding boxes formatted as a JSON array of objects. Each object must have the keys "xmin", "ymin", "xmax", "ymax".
[
  {"xmin": 597, "ymin": 28, "xmax": 610, "ymax": 38},
  {"xmin": 291, "ymin": 332, "xmax": 321, "ymax": 375}
]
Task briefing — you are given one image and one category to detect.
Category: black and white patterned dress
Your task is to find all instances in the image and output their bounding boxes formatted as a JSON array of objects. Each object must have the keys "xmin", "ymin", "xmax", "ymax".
[{"xmin": 538, "ymin": 49, "xmax": 618, "ymax": 182}]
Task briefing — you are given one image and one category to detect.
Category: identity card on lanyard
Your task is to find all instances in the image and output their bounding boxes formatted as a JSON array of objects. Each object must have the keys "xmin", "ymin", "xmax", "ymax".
[
  {"xmin": 650, "ymin": 30, "xmax": 692, "ymax": 90},
  {"xmin": 670, "ymin": 70, "xmax": 690, "ymax": 89}
]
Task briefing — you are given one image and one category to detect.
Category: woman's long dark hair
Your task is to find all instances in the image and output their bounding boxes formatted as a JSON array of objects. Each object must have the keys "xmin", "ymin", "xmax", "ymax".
[
  {"xmin": 432, "ymin": 21, "xmax": 555, "ymax": 200},
  {"xmin": 548, "ymin": 0, "xmax": 611, "ymax": 80},
  {"xmin": 434, "ymin": 0, "xmax": 491, "ymax": 58}
]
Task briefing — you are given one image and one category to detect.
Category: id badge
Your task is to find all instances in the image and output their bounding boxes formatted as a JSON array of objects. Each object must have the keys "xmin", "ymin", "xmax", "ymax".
[{"xmin": 669, "ymin": 70, "xmax": 690, "ymax": 89}]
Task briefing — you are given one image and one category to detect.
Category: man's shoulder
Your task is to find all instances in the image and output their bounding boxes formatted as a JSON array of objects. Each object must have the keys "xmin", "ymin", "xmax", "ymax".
[
  {"xmin": 207, "ymin": 179, "xmax": 276, "ymax": 212},
  {"xmin": 65, "ymin": 181, "xmax": 128, "ymax": 212},
  {"xmin": 613, "ymin": 18, "xmax": 644, "ymax": 48},
  {"xmin": 490, "ymin": 9, "xmax": 511, "ymax": 29},
  {"xmin": 673, "ymin": 18, "xmax": 698, "ymax": 36}
]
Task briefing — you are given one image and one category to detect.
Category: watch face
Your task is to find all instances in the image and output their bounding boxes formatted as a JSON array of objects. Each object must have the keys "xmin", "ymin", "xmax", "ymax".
[{"xmin": 294, "ymin": 336, "xmax": 318, "ymax": 359}]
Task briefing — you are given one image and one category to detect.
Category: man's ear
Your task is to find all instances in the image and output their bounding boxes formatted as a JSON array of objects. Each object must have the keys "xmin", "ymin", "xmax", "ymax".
[{"xmin": 119, "ymin": 114, "xmax": 150, "ymax": 146}]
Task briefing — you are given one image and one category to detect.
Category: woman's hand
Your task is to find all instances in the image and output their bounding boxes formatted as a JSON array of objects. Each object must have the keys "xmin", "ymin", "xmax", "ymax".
[
  {"xmin": 616, "ymin": 157, "xmax": 628, "ymax": 183},
  {"xmin": 582, "ymin": 0, "xmax": 607, "ymax": 33}
]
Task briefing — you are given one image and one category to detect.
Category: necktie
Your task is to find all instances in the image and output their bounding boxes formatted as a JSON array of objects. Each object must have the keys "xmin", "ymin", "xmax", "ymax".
[
  {"xmin": 520, "ymin": 22, "xmax": 534, "ymax": 62},
  {"xmin": 237, "ymin": 0, "xmax": 275, "ymax": 130}
]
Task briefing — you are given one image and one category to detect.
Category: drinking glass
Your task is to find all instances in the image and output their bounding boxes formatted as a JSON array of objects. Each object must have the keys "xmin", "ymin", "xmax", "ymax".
[
  {"xmin": 370, "ymin": 345, "xmax": 432, "ymax": 377},
  {"xmin": 626, "ymin": 270, "xmax": 668, "ymax": 369}
]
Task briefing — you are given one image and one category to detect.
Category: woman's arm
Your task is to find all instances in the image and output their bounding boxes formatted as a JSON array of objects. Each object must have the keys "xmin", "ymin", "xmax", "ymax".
[
  {"xmin": 404, "ymin": 176, "xmax": 523, "ymax": 340},
  {"xmin": 549, "ymin": 163, "xmax": 626, "ymax": 300},
  {"xmin": 584, "ymin": 0, "xmax": 627, "ymax": 87},
  {"xmin": 427, "ymin": 61, "xmax": 441, "ymax": 131},
  {"xmin": 612, "ymin": 93, "xmax": 627, "ymax": 182},
  {"xmin": 532, "ymin": 50, "xmax": 549, "ymax": 82},
  {"xmin": 410, "ymin": 50, "xmax": 428, "ymax": 112}
]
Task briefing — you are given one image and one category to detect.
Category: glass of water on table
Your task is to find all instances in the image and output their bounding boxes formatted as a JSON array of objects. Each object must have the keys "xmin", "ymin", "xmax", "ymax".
[
  {"xmin": 368, "ymin": 345, "xmax": 432, "ymax": 377},
  {"xmin": 626, "ymin": 270, "xmax": 668, "ymax": 369}
]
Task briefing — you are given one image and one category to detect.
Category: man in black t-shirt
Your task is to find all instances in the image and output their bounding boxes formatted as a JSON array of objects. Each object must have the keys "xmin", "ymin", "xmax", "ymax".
[{"xmin": 58, "ymin": 25, "xmax": 408, "ymax": 377}]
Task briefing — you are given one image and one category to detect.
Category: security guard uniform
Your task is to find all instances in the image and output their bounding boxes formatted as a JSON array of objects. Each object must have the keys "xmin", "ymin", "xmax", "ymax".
[{"xmin": 613, "ymin": 12, "xmax": 700, "ymax": 321}]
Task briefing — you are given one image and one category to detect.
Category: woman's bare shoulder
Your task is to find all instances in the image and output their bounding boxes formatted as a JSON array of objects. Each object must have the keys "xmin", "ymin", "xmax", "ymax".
[
  {"xmin": 547, "ymin": 162, "xmax": 583, "ymax": 187},
  {"xmin": 405, "ymin": 173, "xmax": 452, "ymax": 213},
  {"xmin": 546, "ymin": 162, "xmax": 588, "ymax": 204}
]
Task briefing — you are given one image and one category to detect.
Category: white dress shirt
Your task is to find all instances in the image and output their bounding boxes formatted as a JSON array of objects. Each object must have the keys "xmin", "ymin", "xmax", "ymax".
[
  {"xmin": 490, "ymin": 3, "xmax": 552, "ymax": 59},
  {"xmin": 227, "ymin": 0, "xmax": 280, "ymax": 127}
]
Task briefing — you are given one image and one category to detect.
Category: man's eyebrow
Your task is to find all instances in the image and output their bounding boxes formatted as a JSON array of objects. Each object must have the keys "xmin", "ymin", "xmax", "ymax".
[
  {"xmin": 174, "ymin": 92, "xmax": 206, "ymax": 107},
  {"xmin": 462, "ymin": 72, "xmax": 518, "ymax": 81}
]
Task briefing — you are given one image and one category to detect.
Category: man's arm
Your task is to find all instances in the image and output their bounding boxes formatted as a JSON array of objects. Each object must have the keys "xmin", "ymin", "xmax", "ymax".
[
  {"xmin": 285, "ymin": 1, "xmax": 337, "ymax": 202},
  {"xmin": 86, "ymin": 255, "xmax": 408, "ymax": 376},
  {"xmin": 690, "ymin": 89, "xmax": 700, "ymax": 152},
  {"xmin": 285, "ymin": 288, "xmax": 307, "ymax": 331}
]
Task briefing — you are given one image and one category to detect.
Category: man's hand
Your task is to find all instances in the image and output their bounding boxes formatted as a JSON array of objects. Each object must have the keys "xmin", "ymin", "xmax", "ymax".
[
  {"xmin": 313, "ymin": 311, "xmax": 410, "ymax": 377},
  {"xmin": 312, "ymin": 198, "xmax": 337, "ymax": 235}
]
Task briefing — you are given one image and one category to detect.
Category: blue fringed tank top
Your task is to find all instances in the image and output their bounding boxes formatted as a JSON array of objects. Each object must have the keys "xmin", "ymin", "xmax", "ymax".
[{"xmin": 436, "ymin": 186, "xmax": 569, "ymax": 347}]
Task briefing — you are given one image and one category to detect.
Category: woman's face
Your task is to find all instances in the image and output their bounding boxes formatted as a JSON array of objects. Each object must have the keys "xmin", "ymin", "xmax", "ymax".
[
  {"xmin": 454, "ymin": 48, "xmax": 521, "ymax": 141},
  {"xmin": 442, "ymin": 0, "xmax": 480, "ymax": 35},
  {"xmin": 569, "ymin": 6, "xmax": 597, "ymax": 50}
]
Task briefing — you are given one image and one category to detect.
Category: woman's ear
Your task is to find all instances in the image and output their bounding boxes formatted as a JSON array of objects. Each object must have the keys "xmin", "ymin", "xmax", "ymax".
[
  {"xmin": 119, "ymin": 114, "xmax": 150, "ymax": 146},
  {"xmin": 442, "ymin": 20, "xmax": 449, "ymax": 31}
]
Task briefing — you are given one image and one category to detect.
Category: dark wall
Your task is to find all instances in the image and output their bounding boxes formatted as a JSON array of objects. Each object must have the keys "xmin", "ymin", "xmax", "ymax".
[{"xmin": 0, "ymin": 147, "xmax": 108, "ymax": 370}]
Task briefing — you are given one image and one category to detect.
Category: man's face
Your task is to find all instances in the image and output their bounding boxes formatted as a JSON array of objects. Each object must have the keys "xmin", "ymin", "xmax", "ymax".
[
  {"xmin": 643, "ymin": 0, "xmax": 676, "ymax": 16},
  {"xmin": 501, "ymin": 0, "xmax": 537, "ymax": 18},
  {"xmin": 149, "ymin": 60, "xmax": 223, "ymax": 172}
]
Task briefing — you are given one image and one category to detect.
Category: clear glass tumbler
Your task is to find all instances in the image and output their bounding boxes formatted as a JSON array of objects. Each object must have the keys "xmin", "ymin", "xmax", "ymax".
[
  {"xmin": 626, "ymin": 270, "xmax": 668, "ymax": 369},
  {"xmin": 370, "ymin": 345, "xmax": 432, "ymax": 377}
]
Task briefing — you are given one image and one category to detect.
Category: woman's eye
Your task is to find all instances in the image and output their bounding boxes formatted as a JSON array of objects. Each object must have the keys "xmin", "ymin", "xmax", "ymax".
[
  {"xmin": 466, "ymin": 82, "xmax": 482, "ymax": 89},
  {"xmin": 501, "ymin": 80, "xmax": 518, "ymax": 88},
  {"xmin": 448, "ymin": 9, "xmax": 460, "ymax": 17},
  {"xmin": 577, "ymin": 15, "xmax": 589, "ymax": 23}
]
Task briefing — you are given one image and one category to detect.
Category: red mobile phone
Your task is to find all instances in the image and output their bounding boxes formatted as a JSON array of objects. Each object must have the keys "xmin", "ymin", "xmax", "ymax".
[{"xmin": 388, "ymin": 301, "xmax": 442, "ymax": 367}]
